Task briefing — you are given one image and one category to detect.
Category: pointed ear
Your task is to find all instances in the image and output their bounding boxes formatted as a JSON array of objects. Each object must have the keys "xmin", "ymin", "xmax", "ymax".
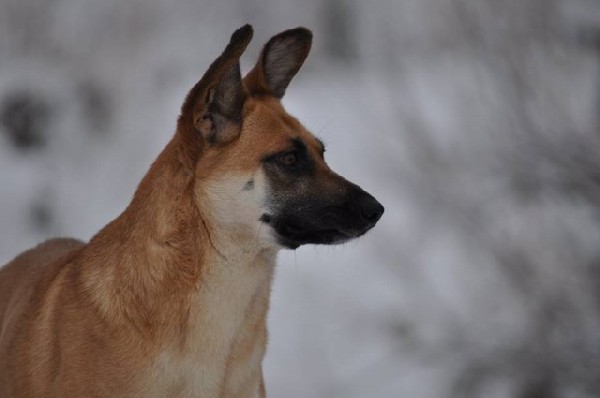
[
  {"xmin": 179, "ymin": 24, "xmax": 253, "ymax": 146},
  {"xmin": 244, "ymin": 27, "xmax": 312, "ymax": 99}
]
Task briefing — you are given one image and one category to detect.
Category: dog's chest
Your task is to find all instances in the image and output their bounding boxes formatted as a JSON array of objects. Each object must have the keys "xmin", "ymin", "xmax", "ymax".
[{"xmin": 146, "ymin": 253, "xmax": 274, "ymax": 397}]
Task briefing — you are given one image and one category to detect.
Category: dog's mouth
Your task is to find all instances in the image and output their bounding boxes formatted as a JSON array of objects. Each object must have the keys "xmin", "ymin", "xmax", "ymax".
[
  {"xmin": 261, "ymin": 214, "xmax": 365, "ymax": 249},
  {"xmin": 277, "ymin": 226, "xmax": 352, "ymax": 249}
]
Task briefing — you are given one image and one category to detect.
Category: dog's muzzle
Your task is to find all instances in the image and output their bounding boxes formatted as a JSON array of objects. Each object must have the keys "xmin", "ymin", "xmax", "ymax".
[{"xmin": 263, "ymin": 187, "xmax": 384, "ymax": 249}]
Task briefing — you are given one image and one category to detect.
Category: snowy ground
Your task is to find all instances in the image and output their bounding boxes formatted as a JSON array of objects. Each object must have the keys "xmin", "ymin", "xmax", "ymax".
[{"xmin": 2, "ymin": 1, "xmax": 600, "ymax": 397}]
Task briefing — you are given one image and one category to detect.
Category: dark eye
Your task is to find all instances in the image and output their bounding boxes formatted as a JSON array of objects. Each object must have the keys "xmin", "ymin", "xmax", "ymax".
[{"xmin": 280, "ymin": 152, "xmax": 297, "ymax": 167}]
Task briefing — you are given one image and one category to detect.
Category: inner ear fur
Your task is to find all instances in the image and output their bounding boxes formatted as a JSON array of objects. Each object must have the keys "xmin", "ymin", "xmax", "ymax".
[
  {"xmin": 178, "ymin": 24, "xmax": 253, "ymax": 146},
  {"xmin": 244, "ymin": 27, "xmax": 312, "ymax": 99},
  {"xmin": 199, "ymin": 61, "xmax": 245, "ymax": 144}
]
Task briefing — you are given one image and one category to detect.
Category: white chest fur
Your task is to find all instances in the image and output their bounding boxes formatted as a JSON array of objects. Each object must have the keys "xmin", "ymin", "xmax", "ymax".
[{"xmin": 146, "ymin": 249, "xmax": 275, "ymax": 398}]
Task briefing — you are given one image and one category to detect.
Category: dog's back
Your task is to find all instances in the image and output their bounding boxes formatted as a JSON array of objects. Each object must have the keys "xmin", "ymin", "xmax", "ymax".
[
  {"xmin": 0, "ymin": 239, "xmax": 84, "ymax": 325},
  {"xmin": 0, "ymin": 238, "xmax": 84, "ymax": 394}
]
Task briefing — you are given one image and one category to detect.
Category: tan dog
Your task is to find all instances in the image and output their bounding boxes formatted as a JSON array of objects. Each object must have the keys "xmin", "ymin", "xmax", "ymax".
[{"xmin": 0, "ymin": 25, "xmax": 383, "ymax": 398}]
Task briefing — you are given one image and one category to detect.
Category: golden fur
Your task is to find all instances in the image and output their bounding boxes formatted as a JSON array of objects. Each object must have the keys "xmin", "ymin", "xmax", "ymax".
[{"xmin": 0, "ymin": 26, "xmax": 378, "ymax": 398}]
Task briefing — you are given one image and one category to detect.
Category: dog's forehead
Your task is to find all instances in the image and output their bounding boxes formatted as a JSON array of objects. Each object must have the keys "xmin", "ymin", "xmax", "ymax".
[
  {"xmin": 198, "ymin": 97, "xmax": 325, "ymax": 176},
  {"xmin": 242, "ymin": 97, "xmax": 321, "ymax": 153}
]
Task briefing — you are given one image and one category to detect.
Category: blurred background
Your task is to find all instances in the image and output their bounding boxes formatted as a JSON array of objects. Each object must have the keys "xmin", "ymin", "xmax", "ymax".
[{"xmin": 1, "ymin": 0, "xmax": 600, "ymax": 396}]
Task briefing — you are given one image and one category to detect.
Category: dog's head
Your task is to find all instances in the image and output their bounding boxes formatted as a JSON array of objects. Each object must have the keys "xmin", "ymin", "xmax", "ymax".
[{"xmin": 178, "ymin": 25, "xmax": 383, "ymax": 250}]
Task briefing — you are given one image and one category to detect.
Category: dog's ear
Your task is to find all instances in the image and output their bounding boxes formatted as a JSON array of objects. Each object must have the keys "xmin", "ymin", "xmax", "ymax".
[
  {"xmin": 244, "ymin": 27, "xmax": 312, "ymax": 99},
  {"xmin": 179, "ymin": 25, "xmax": 253, "ymax": 146}
]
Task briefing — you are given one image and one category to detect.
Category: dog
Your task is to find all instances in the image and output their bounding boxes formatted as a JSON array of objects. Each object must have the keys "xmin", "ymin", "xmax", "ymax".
[{"xmin": 0, "ymin": 25, "xmax": 384, "ymax": 397}]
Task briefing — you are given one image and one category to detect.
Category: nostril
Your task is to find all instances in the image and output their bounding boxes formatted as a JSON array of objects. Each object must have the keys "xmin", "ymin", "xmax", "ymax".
[{"xmin": 361, "ymin": 198, "xmax": 384, "ymax": 223}]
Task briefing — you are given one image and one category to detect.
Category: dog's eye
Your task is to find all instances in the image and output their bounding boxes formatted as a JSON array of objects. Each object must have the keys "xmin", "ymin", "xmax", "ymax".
[{"xmin": 280, "ymin": 152, "xmax": 297, "ymax": 167}]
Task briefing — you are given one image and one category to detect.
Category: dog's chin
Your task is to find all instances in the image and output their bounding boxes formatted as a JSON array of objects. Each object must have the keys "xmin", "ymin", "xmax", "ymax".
[
  {"xmin": 274, "ymin": 229, "xmax": 353, "ymax": 250},
  {"xmin": 261, "ymin": 214, "xmax": 374, "ymax": 250}
]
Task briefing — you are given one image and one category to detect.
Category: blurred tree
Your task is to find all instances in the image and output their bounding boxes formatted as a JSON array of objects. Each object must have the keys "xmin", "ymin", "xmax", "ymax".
[
  {"xmin": 0, "ymin": 90, "xmax": 50, "ymax": 151},
  {"xmin": 321, "ymin": 0, "xmax": 358, "ymax": 62}
]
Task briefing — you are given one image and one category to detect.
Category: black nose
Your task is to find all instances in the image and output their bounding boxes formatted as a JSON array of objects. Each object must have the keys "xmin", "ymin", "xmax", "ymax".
[{"xmin": 358, "ymin": 194, "xmax": 384, "ymax": 225}]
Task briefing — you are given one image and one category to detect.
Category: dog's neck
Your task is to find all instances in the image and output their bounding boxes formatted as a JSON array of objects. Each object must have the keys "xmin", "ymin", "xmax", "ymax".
[{"xmin": 79, "ymin": 136, "xmax": 277, "ymax": 340}]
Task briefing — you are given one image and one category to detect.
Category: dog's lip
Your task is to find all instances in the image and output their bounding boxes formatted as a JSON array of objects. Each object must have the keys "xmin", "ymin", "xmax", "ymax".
[
  {"xmin": 275, "ymin": 225, "xmax": 353, "ymax": 248},
  {"xmin": 261, "ymin": 213, "xmax": 372, "ymax": 248},
  {"xmin": 277, "ymin": 217, "xmax": 351, "ymax": 238}
]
